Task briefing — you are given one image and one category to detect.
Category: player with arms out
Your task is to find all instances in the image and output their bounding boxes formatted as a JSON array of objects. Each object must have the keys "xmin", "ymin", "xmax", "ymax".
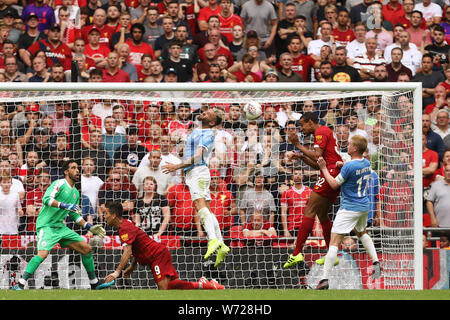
[
  {"xmin": 103, "ymin": 201, "xmax": 225, "ymax": 290},
  {"xmin": 162, "ymin": 108, "xmax": 230, "ymax": 267},
  {"xmin": 12, "ymin": 160, "xmax": 112, "ymax": 290},
  {"xmin": 283, "ymin": 111, "xmax": 342, "ymax": 268},
  {"xmin": 315, "ymin": 135, "xmax": 381, "ymax": 290}
]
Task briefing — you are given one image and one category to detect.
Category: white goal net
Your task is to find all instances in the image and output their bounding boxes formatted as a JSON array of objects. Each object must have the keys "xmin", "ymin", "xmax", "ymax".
[{"xmin": 0, "ymin": 83, "xmax": 422, "ymax": 290}]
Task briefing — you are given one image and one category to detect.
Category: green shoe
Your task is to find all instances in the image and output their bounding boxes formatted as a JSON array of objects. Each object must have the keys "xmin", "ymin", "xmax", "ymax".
[
  {"xmin": 315, "ymin": 256, "xmax": 339, "ymax": 266},
  {"xmin": 214, "ymin": 243, "xmax": 230, "ymax": 267},
  {"xmin": 283, "ymin": 253, "xmax": 304, "ymax": 269},
  {"xmin": 204, "ymin": 238, "xmax": 220, "ymax": 260}
]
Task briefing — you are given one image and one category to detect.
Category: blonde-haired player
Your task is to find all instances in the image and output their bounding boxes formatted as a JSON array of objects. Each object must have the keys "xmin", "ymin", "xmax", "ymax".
[{"xmin": 316, "ymin": 135, "xmax": 381, "ymax": 289}]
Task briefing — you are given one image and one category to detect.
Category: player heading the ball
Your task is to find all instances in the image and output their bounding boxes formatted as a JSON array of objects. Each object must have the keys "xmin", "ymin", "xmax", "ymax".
[
  {"xmin": 316, "ymin": 135, "xmax": 381, "ymax": 290},
  {"xmin": 103, "ymin": 201, "xmax": 225, "ymax": 290},
  {"xmin": 283, "ymin": 112, "xmax": 343, "ymax": 269},
  {"xmin": 162, "ymin": 108, "xmax": 230, "ymax": 267},
  {"xmin": 12, "ymin": 160, "xmax": 113, "ymax": 291}
]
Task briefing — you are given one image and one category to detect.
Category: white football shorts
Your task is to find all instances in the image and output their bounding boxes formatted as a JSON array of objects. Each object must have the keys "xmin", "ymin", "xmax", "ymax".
[
  {"xmin": 331, "ymin": 208, "xmax": 369, "ymax": 234},
  {"xmin": 185, "ymin": 165, "xmax": 211, "ymax": 201}
]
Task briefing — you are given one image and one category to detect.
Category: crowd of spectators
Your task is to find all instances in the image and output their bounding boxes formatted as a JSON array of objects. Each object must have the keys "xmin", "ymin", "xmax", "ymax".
[{"xmin": 0, "ymin": 0, "xmax": 449, "ymax": 249}]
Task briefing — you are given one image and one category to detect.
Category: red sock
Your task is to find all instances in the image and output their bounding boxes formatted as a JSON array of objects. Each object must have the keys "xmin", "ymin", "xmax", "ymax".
[
  {"xmin": 168, "ymin": 279, "xmax": 200, "ymax": 290},
  {"xmin": 293, "ymin": 216, "xmax": 315, "ymax": 256},
  {"xmin": 320, "ymin": 217, "xmax": 332, "ymax": 248}
]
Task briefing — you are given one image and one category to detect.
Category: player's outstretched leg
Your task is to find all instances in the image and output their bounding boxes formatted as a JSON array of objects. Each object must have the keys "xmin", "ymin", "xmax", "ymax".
[
  {"xmin": 11, "ymin": 254, "xmax": 46, "ymax": 290},
  {"xmin": 198, "ymin": 277, "xmax": 225, "ymax": 290},
  {"xmin": 91, "ymin": 279, "xmax": 115, "ymax": 290}
]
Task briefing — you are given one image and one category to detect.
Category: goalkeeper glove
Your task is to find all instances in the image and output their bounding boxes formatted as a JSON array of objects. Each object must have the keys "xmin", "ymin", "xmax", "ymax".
[
  {"xmin": 59, "ymin": 202, "xmax": 81, "ymax": 213},
  {"xmin": 85, "ymin": 223, "xmax": 106, "ymax": 238}
]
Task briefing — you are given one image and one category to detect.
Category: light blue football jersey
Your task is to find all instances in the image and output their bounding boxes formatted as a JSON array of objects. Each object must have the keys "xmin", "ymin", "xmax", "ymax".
[
  {"xmin": 335, "ymin": 158, "xmax": 371, "ymax": 212},
  {"xmin": 183, "ymin": 128, "xmax": 215, "ymax": 173}
]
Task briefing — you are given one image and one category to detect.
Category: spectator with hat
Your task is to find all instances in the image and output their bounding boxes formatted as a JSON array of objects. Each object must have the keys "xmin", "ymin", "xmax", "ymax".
[
  {"xmin": 163, "ymin": 67, "xmax": 178, "ymax": 82},
  {"xmin": 264, "ymin": 68, "xmax": 279, "ymax": 82},
  {"xmin": 21, "ymin": 0, "xmax": 56, "ymax": 33},
  {"xmin": 17, "ymin": 13, "xmax": 47, "ymax": 70},
  {"xmin": 0, "ymin": 4, "xmax": 19, "ymax": 21},
  {"xmin": 85, "ymin": 27, "xmax": 110, "ymax": 69},
  {"xmin": 28, "ymin": 23, "xmax": 72, "ymax": 74},
  {"xmin": 2, "ymin": 7, "xmax": 21, "ymax": 43}
]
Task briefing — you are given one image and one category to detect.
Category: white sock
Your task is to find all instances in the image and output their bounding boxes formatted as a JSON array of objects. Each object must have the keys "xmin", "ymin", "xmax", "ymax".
[
  {"xmin": 212, "ymin": 214, "xmax": 223, "ymax": 243},
  {"xmin": 359, "ymin": 233, "xmax": 379, "ymax": 263},
  {"xmin": 198, "ymin": 207, "xmax": 217, "ymax": 241},
  {"xmin": 322, "ymin": 245, "xmax": 338, "ymax": 280}
]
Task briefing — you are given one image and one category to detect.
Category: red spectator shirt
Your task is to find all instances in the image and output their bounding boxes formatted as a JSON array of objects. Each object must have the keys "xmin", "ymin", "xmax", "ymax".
[
  {"xmin": 232, "ymin": 70, "xmax": 262, "ymax": 82},
  {"xmin": 25, "ymin": 187, "xmax": 45, "ymax": 233},
  {"xmin": 167, "ymin": 119, "xmax": 193, "ymax": 139},
  {"xmin": 332, "ymin": 28, "xmax": 355, "ymax": 47},
  {"xmin": 166, "ymin": 184, "xmax": 196, "ymax": 230},
  {"xmin": 84, "ymin": 44, "xmax": 111, "ymax": 63},
  {"xmin": 219, "ymin": 14, "xmax": 244, "ymax": 42},
  {"xmin": 314, "ymin": 125, "xmax": 343, "ymax": 169},
  {"xmin": 210, "ymin": 187, "xmax": 235, "ymax": 230},
  {"xmin": 423, "ymin": 148, "xmax": 439, "ymax": 188},
  {"xmin": 118, "ymin": 218, "xmax": 166, "ymax": 266},
  {"xmin": 291, "ymin": 54, "xmax": 316, "ymax": 82},
  {"xmin": 378, "ymin": 181, "xmax": 413, "ymax": 228},
  {"xmin": 102, "ymin": 68, "xmax": 131, "ymax": 82},
  {"xmin": 243, "ymin": 219, "xmax": 273, "ymax": 232},
  {"xmin": 382, "ymin": 3, "xmax": 405, "ymax": 27},
  {"xmin": 280, "ymin": 185, "xmax": 312, "ymax": 231},
  {"xmin": 395, "ymin": 16, "xmax": 427, "ymax": 29},
  {"xmin": 81, "ymin": 24, "xmax": 116, "ymax": 46},
  {"xmin": 28, "ymin": 39, "xmax": 73, "ymax": 71},
  {"xmin": 125, "ymin": 39, "xmax": 155, "ymax": 67},
  {"xmin": 197, "ymin": 6, "xmax": 222, "ymax": 25}
]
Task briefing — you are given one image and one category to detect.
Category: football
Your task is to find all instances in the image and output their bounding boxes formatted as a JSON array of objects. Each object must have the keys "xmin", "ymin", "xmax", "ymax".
[{"xmin": 244, "ymin": 101, "xmax": 262, "ymax": 120}]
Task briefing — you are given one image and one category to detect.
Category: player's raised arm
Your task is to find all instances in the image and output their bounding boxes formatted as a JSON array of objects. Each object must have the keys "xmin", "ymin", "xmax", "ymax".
[
  {"xmin": 317, "ymin": 157, "xmax": 340, "ymax": 190},
  {"xmin": 162, "ymin": 146, "xmax": 205, "ymax": 173}
]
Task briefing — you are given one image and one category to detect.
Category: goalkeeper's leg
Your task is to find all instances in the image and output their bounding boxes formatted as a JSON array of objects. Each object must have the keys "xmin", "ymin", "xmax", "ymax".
[{"xmin": 12, "ymin": 251, "xmax": 49, "ymax": 290}]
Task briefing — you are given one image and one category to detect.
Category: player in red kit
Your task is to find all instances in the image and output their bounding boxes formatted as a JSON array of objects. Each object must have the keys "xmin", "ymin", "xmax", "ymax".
[
  {"xmin": 103, "ymin": 201, "xmax": 225, "ymax": 290},
  {"xmin": 283, "ymin": 112, "xmax": 343, "ymax": 268}
]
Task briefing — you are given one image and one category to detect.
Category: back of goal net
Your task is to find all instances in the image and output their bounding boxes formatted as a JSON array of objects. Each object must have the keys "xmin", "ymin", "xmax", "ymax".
[{"xmin": 0, "ymin": 83, "xmax": 421, "ymax": 290}]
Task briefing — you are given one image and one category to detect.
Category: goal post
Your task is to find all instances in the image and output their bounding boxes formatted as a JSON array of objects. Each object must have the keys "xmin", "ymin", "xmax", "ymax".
[{"xmin": 0, "ymin": 82, "xmax": 423, "ymax": 290}]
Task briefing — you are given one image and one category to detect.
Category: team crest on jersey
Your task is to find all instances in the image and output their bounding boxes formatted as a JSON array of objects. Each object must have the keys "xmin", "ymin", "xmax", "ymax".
[
  {"xmin": 127, "ymin": 153, "xmax": 139, "ymax": 166},
  {"xmin": 316, "ymin": 135, "xmax": 322, "ymax": 143},
  {"xmin": 121, "ymin": 234, "xmax": 129, "ymax": 241}
]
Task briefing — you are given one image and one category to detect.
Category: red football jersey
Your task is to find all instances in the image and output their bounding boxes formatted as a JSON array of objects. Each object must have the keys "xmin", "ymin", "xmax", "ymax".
[
  {"xmin": 332, "ymin": 28, "xmax": 355, "ymax": 47},
  {"xmin": 378, "ymin": 181, "xmax": 413, "ymax": 228},
  {"xmin": 125, "ymin": 39, "xmax": 155, "ymax": 67},
  {"xmin": 210, "ymin": 188, "xmax": 235, "ymax": 230},
  {"xmin": 423, "ymin": 148, "xmax": 439, "ymax": 188},
  {"xmin": 219, "ymin": 14, "xmax": 244, "ymax": 42},
  {"xmin": 314, "ymin": 125, "xmax": 343, "ymax": 169},
  {"xmin": 28, "ymin": 39, "xmax": 73, "ymax": 71},
  {"xmin": 118, "ymin": 219, "xmax": 166, "ymax": 266},
  {"xmin": 280, "ymin": 185, "xmax": 312, "ymax": 231},
  {"xmin": 291, "ymin": 54, "xmax": 316, "ymax": 82},
  {"xmin": 81, "ymin": 24, "xmax": 116, "ymax": 46}
]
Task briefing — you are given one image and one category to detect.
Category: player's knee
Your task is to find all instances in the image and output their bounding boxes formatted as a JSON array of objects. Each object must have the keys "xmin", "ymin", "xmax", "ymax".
[{"xmin": 157, "ymin": 282, "xmax": 169, "ymax": 290}]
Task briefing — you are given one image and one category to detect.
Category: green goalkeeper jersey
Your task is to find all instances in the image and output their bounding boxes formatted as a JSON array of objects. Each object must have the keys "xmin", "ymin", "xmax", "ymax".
[{"xmin": 36, "ymin": 179, "xmax": 81, "ymax": 229}]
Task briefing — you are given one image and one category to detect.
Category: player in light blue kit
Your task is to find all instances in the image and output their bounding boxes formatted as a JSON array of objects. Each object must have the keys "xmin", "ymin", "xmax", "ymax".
[
  {"xmin": 315, "ymin": 135, "xmax": 381, "ymax": 290},
  {"xmin": 162, "ymin": 108, "xmax": 230, "ymax": 267}
]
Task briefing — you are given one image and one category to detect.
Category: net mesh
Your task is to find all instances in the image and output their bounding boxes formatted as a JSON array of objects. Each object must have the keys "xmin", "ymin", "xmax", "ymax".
[{"xmin": 0, "ymin": 86, "xmax": 417, "ymax": 290}]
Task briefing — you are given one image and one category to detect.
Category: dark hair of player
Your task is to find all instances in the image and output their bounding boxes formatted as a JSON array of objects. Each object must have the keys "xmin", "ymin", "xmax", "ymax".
[
  {"xmin": 301, "ymin": 111, "xmax": 319, "ymax": 124},
  {"xmin": 62, "ymin": 159, "xmax": 78, "ymax": 173},
  {"xmin": 105, "ymin": 201, "xmax": 124, "ymax": 218}
]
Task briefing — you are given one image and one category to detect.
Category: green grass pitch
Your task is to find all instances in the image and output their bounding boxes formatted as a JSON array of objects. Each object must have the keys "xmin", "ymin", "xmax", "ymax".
[{"xmin": 1, "ymin": 289, "xmax": 450, "ymax": 300}]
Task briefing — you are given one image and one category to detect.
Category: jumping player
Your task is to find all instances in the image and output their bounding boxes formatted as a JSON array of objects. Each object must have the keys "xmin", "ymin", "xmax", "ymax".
[
  {"xmin": 315, "ymin": 135, "xmax": 381, "ymax": 289},
  {"xmin": 162, "ymin": 108, "xmax": 230, "ymax": 267},
  {"xmin": 12, "ymin": 160, "xmax": 112, "ymax": 290},
  {"xmin": 103, "ymin": 201, "xmax": 225, "ymax": 290},
  {"xmin": 283, "ymin": 111, "xmax": 342, "ymax": 268}
]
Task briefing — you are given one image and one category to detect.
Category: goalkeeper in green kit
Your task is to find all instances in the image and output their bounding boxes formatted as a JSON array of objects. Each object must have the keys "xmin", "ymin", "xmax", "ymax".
[{"xmin": 12, "ymin": 160, "xmax": 114, "ymax": 290}]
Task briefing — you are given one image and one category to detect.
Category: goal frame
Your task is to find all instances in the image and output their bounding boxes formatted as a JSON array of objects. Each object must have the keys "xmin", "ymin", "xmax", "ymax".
[{"xmin": 0, "ymin": 82, "xmax": 423, "ymax": 290}]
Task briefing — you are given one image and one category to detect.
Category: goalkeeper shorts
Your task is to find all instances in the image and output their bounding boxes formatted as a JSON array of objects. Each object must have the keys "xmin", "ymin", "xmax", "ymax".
[{"xmin": 36, "ymin": 226, "xmax": 84, "ymax": 251}]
